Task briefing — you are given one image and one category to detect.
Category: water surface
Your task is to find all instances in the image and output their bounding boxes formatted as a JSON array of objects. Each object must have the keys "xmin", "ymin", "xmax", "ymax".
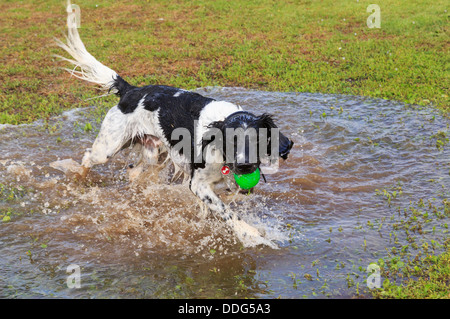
[{"xmin": 1, "ymin": 87, "xmax": 449, "ymax": 298}]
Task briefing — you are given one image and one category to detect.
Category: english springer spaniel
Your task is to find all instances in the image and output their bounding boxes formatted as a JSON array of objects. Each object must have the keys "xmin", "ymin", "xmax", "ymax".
[{"xmin": 54, "ymin": 2, "xmax": 293, "ymax": 247}]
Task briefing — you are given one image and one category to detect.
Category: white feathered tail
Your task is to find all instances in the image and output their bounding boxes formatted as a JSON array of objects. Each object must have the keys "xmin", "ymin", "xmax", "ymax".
[{"xmin": 54, "ymin": 1, "xmax": 119, "ymax": 94}]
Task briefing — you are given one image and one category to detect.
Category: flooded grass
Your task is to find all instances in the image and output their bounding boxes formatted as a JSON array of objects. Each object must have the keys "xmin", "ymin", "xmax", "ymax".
[{"xmin": 0, "ymin": 88, "xmax": 448, "ymax": 298}]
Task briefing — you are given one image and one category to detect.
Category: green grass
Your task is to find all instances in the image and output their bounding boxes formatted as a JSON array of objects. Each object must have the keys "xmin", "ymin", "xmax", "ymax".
[
  {"xmin": 372, "ymin": 250, "xmax": 450, "ymax": 299},
  {"xmin": 0, "ymin": 0, "xmax": 448, "ymax": 124}
]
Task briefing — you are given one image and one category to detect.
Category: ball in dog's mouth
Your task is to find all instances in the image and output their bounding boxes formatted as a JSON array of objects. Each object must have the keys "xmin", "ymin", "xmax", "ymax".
[{"xmin": 233, "ymin": 168, "xmax": 261, "ymax": 190}]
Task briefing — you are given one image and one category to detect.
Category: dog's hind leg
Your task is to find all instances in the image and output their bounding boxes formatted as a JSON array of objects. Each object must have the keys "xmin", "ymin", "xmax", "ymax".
[
  {"xmin": 81, "ymin": 105, "xmax": 130, "ymax": 176},
  {"xmin": 128, "ymin": 135, "xmax": 163, "ymax": 181}
]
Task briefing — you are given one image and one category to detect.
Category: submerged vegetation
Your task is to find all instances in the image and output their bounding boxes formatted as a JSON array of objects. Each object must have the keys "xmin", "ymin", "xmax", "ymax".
[{"xmin": 361, "ymin": 191, "xmax": 450, "ymax": 298}]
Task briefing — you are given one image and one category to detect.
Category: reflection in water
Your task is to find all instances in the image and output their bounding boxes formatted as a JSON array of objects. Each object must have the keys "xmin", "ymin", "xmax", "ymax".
[{"xmin": 1, "ymin": 88, "xmax": 449, "ymax": 298}]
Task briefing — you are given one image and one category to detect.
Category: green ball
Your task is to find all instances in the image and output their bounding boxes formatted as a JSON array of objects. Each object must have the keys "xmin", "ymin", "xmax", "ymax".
[{"xmin": 234, "ymin": 168, "xmax": 261, "ymax": 190}]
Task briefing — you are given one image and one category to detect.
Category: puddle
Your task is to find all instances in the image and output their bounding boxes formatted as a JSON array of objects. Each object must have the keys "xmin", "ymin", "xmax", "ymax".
[{"xmin": 0, "ymin": 87, "xmax": 449, "ymax": 298}]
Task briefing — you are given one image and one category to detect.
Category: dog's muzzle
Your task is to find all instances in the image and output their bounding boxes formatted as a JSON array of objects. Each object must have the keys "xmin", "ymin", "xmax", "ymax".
[{"xmin": 233, "ymin": 163, "xmax": 258, "ymax": 175}]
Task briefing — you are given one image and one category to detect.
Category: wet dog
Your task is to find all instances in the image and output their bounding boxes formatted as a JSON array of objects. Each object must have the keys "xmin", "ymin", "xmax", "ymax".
[{"xmin": 55, "ymin": 2, "xmax": 293, "ymax": 247}]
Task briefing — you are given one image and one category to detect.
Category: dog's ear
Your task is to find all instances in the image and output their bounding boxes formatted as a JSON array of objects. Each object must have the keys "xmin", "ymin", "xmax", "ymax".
[
  {"xmin": 257, "ymin": 114, "xmax": 294, "ymax": 160},
  {"xmin": 201, "ymin": 120, "xmax": 225, "ymax": 156},
  {"xmin": 278, "ymin": 132, "xmax": 294, "ymax": 160},
  {"xmin": 207, "ymin": 120, "xmax": 225, "ymax": 131}
]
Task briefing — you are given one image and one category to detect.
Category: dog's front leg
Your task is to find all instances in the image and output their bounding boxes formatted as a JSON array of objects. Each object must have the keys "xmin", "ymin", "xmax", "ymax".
[
  {"xmin": 189, "ymin": 169, "xmax": 229, "ymax": 220},
  {"xmin": 189, "ymin": 167, "xmax": 265, "ymax": 245}
]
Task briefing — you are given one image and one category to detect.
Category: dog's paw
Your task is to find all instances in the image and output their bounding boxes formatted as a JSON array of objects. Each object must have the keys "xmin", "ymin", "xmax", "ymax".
[
  {"xmin": 229, "ymin": 217, "xmax": 278, "ymax": 249},
  {"xmin": 50, "ymin": 159, "xmax": 89, "ymax": 179},
  {"xmin": 128, "ymin": 164, "xmax": 144, "ymax": 182}
]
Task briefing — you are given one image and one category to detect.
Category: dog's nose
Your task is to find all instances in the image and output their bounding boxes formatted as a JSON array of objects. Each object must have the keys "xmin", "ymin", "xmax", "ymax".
[{"xmin": 234, "ymin": 163, "xmax": 258, "ymax": 175}]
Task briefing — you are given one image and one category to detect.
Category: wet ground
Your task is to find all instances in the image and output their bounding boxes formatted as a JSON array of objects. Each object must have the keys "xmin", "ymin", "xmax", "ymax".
[{"xmin": 0, "ymin": 87, "xmax": 449, "ymax": 298}]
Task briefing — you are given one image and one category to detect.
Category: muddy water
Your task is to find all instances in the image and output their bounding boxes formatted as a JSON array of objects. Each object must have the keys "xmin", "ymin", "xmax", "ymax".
[{"xmin": 1, "ymin": 87, "xmax": 449, "ymax": 298}]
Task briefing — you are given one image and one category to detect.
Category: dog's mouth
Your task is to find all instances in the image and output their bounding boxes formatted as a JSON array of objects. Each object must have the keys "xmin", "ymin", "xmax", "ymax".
[{"xmin": 230, "ymin": 163, "xmax": 259, "ymax": 175}]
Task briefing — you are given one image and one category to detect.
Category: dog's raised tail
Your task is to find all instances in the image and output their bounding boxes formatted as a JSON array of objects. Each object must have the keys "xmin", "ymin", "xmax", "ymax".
[{"xmin": 54, "ymin": 1, "xmax": 131, "ymax": 96}]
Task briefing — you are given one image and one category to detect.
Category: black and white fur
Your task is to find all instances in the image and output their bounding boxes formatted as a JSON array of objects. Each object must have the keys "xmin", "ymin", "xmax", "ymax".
[{"xmin": 55, "ymin": 2, "xmax": 293, "ymax": 247}]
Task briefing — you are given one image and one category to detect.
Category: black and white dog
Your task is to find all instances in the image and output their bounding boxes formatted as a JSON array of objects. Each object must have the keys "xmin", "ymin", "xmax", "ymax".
[{"xmin": 55, "ymin": 3, "xmax": 293, "ymax": 247}]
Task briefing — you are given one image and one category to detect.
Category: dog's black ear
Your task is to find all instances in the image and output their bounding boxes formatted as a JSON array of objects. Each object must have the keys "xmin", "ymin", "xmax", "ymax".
[
  {"xmin": 257, "ymin": 113, "xmax": 294, "ymax": 160},
  {"xmin": 201, "ymin": 120, "xmax": 225, "ymax": 157},
  {"xmin": 257, "ymin": 113, "xmax": 276, "ymax": 130},
  {"xmin": 207, "ymin": 120, "xmax": 225, "ymax": 131},
  {"xmin": 278, "ymin": 132, "xmax": 294, "ymax": 160}
]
